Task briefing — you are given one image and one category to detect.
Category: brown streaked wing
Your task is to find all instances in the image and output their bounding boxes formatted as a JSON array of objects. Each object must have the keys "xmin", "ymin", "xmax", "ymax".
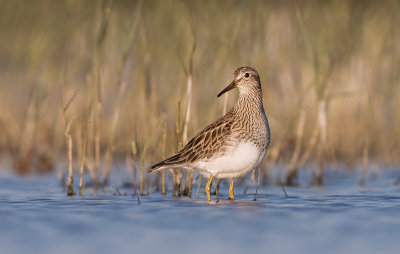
[
  {"xmin": 181, "ymin": 118, "xmax": 234, "ymax": 162},
  {"xmin": 166, "ymin": 116, "xmax": 235, "ymax": 165},
  {"xmin": 148, "ymin": 113, "xmax": 236, "ymax": 173}
]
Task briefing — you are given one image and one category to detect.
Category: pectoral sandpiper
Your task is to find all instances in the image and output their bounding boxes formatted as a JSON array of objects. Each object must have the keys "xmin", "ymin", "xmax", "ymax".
[{"xmin": 149, "ymin": 66, "xmax": 270, "ymax": 201}]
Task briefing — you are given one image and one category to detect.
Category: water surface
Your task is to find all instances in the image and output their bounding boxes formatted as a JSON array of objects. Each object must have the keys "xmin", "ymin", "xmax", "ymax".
[{"xmin": 1, "ymin": 168, "xmax": 400, "ymax": 254}]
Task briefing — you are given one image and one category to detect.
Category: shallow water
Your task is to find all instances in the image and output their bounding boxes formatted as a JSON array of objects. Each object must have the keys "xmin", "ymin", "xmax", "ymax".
[{"xmin": 1, "ymin": 168, "xmax": 400, "ymax": 254}]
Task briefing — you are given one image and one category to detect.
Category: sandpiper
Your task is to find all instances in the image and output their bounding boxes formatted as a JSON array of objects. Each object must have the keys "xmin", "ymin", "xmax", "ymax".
[{"xmin": 149, "ymin": 66, "xmax": 270, "ymax": 201}]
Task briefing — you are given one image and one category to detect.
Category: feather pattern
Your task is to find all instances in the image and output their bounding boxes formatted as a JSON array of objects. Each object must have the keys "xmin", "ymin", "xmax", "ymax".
[{"xmin": 148, "ymin": 66, "xmax": 270, "ymax": 179}]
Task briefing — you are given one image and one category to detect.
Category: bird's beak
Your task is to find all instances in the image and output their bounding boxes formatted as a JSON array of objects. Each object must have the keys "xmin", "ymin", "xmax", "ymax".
[{"xmin": 217, "ymin": 80, "xmax": 237, "ymax": 97}]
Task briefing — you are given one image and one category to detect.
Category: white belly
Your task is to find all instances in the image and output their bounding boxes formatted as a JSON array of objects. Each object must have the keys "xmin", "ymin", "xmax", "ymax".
[{"xmin": 192, "ymin": 142, "xmax": 265, "ymax": 178}]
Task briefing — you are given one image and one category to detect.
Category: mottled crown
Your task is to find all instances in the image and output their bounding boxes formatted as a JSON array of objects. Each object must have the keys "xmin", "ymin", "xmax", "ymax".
[{"xmin": 233, "ymin": 66, "xmax": 260, "ymax": 80}]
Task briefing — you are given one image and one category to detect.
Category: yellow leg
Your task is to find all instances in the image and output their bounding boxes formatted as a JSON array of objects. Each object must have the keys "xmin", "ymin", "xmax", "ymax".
[
  {"xmin": 229, "ymin": 179, "xmax": 235, "ymax": 200},
  {"xmin": 206, "ymin": 174, "xmax": 213, "ymax": 202}
]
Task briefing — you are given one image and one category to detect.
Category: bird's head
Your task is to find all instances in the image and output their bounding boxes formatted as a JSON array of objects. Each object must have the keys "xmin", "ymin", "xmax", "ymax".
[{"xmin": 217, "ymin": 66, "xmax": 261, "ymax": 97}]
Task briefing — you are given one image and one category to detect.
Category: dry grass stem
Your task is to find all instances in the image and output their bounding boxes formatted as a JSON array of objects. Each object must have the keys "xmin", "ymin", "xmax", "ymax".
[
  {"xmin": 66, "ymin": 134, "xmax": 75, "ymax": 196},
  {"xmin": 79, "ymin": 135, "xmax": 88, "ymax": 195},
  {"xmin": 131, "ymin": 141, "xmax": 138, "ymax": 196},
  {"xmin": 285, "ymin": 109, "xmax": 306, "ymax": 185},
  {"xmin": 161, "ymin": 120, "xmax": 167, "ymax": 195}
]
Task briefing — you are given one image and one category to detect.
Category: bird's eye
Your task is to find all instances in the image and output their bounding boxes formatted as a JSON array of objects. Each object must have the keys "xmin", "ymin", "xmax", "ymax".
[{"xmin": 244, "ymin": 73, "xmax": 250, "ymax": 78}]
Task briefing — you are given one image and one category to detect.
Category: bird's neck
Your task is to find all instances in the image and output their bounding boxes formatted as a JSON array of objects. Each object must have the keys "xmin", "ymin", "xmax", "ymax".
[{"xmin": 233, "ymin": 87, "xmax": 264, "ymax": 116}]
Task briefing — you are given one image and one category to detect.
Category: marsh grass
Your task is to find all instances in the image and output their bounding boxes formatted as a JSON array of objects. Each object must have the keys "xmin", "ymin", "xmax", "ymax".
[{"xmin": 1, "ymin": 1, "xmax": 400, "ymax": 194}]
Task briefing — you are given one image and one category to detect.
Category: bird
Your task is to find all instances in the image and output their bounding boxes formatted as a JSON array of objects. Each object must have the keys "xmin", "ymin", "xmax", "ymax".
[{"xmin": 148, "ymin": 66, "xmax": 270, "ymax": 201}]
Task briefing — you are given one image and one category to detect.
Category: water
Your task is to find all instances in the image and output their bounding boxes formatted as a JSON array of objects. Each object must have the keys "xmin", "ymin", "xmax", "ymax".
[{"xmin": 1, "ymin": 168, "xmax": 400, "ymax": 254}]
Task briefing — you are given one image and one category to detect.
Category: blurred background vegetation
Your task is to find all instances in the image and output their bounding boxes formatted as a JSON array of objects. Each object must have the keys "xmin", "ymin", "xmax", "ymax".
[{"xmin": 0, "ymin": 0, "xmax": 399, "ymax": 188}]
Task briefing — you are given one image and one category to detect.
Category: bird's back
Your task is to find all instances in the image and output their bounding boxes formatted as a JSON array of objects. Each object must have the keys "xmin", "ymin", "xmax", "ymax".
[{"xmin": 149, "ymin": 110, "xmax": 237, "ymax": 172}]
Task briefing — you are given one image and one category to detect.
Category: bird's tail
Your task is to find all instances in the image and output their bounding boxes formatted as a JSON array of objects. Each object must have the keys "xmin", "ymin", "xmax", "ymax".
[
  {"xmin": 148, "ymin": 154, "xmax": 185, "ymax": 174},
  {"xmin": 148, "ymin": 162, "xmax": 185, "ymax": 174},
  {"xmin": 148, "ymin": 162, "xmax": 167, "ymax": 174}
]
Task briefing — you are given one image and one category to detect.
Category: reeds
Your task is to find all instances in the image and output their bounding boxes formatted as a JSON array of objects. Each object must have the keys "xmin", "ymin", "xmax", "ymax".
[
  {"xmin": 103, "ymin": 0, "xmax": 142, "ymax": 185},
  {"xmin": 61, "ymin": 89, "xmax": 78, "ymax": 196},
  {"xmin": 66, "ymin": 134, "xmax": 75, "ymax": 196},
  {"xmin": 130, "ymin": 140, "xmax": 138, "ymax": 195},
  {"xmin": 79, "ymin": 134, "xmax": 87, "ymax": 195},
  {"xmin": 1, "ymin": 1, "xmax": 400, "ymax": 192}
]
